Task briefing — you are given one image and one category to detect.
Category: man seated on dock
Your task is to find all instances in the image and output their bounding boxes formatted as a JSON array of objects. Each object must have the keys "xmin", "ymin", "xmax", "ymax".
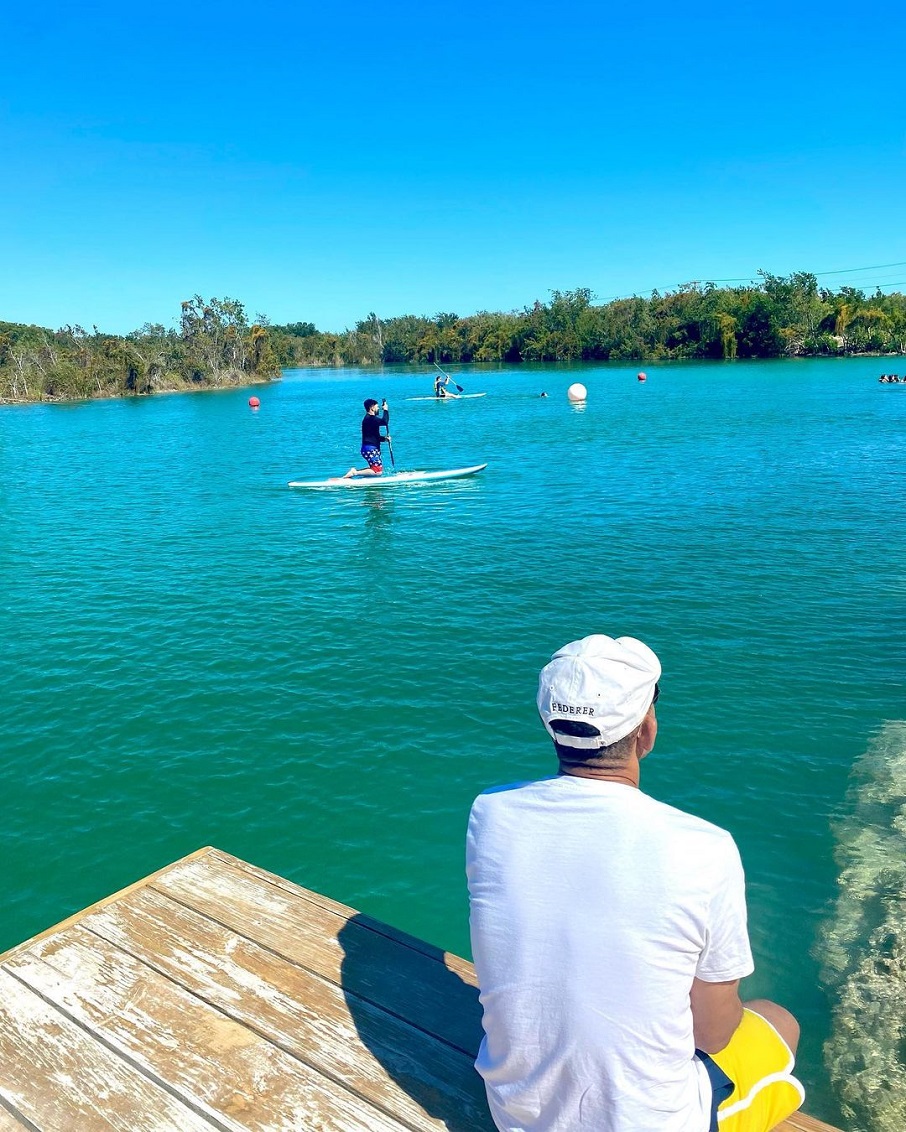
[{"xmin": 466, "ymin": 634, "xmax": 805, "ymax": 1132}]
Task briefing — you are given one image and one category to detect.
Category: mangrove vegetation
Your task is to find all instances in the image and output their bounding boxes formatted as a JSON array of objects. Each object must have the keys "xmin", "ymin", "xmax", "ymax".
[
  {"xmin": 0, "ymin": 297, "xmax": 279, "ymax": 403},
  {"xmin": 269, "ymin": 273, "xmax": 906, "ymax": 368},
  {"xmin": 2, "ymin": 273, "xmax": 905, "ymax": 403}
]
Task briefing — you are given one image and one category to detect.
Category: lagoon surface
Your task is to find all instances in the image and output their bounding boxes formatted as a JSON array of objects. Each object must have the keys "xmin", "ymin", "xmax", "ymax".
[{"xmin": 1, "ymin": 357, "xmax": 904, "ymax": 1127}]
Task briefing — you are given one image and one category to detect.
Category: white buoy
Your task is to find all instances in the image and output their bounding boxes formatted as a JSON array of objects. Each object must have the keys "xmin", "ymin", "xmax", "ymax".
[{"xmin": 567, "ymin": 382, "xmax": 587, "ymax": 402}]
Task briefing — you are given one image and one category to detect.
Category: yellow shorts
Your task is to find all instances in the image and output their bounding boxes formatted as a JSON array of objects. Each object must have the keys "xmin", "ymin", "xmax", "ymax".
[{"xmin": 712, "ymin": 1008, "xmax": 805, "ymax": 1131}]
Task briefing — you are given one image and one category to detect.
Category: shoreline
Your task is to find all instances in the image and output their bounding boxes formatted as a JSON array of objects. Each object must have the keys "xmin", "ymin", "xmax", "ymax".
[
  {"xmin": 2, "ymin": 353, "xmax": 903, "ymax": 407},
  {"xmin": 0, "ymin": 371, "xmax": 279, "ymax": 408}
]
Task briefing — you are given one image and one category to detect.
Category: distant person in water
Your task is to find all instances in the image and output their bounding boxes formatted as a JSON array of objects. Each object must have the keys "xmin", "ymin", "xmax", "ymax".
[
  {"xmin": 434, "ymin": 374, "xmax": 459, "ymax": 399},
  {"xmin": 540, "ymin": 391, "xmax": 549, "ymax": 398},
  {"xmin": 343, "ymin": 398, "xmax": 391, "ymax": 477}
]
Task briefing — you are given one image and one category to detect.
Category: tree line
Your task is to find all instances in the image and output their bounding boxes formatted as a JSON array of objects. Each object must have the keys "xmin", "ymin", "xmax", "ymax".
[
  {"xmin": 2, "ymin": 273, "xmax": 904, "ymax": 403},
  {"xmin": 268, "ymin": 273, "xmax": 906, "ymax": 368},
  {"xmin": 0, "ymin": 297, "xmax": 279, "ymax": 403}
]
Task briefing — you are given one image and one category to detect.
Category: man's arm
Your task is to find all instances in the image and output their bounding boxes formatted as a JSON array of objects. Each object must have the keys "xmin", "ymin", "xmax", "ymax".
[{"xmin": 690, "ymin": 977, "xmax": 744, "ymax": 1053}]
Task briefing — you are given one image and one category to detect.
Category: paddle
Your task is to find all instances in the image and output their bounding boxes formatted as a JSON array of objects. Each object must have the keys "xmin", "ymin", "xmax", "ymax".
[
  {"xmin": 432, "ymin": 360, "xmax": 464, "ymax": 393},
  {"xmin": 381, "ymin": 398, "xmax": 395, "ymax": 467}
]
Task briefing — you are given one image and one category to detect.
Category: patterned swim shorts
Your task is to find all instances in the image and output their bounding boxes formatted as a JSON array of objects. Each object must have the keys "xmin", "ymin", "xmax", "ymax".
[{"xmin": 361, "ymin": 444, "xmax": 383, "ymax": 472}]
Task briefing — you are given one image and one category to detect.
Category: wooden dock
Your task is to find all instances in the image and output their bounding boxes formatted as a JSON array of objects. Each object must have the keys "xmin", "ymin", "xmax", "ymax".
[{"xmin": 0, "ymin": 846, "xmax": 840, "ymax": 1131}]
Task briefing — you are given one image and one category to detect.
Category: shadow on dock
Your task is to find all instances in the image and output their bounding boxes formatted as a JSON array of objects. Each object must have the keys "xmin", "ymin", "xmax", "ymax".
[{"xmin": 338, "ymin": 913, "xmax": 495, "ymax": 1131}]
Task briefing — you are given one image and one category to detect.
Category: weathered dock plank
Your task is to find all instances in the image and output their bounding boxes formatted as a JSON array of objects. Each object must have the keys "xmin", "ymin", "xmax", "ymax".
[
  {"xmin": 784, "ymin": 1117, "xmax": 841, "ymax": 1132},
  {"xmin": 0, "ymin": 847, "xmax": 841, "ymax": 1132},
  {"xmin": 6, "ymin": 928, "xmax": 408, "ymax": 1132},
  {"xmin": 152, "ymin": 850, "xmax": 483, "ymax": 1054},
  {"xmin": 84, "ymin": 887, "xmax": 490, "ymax": 1130},
  {"xmin": 0, "ymin": 968, "xmax": 217, "ymax": 1131},
  {"xmin": 202, "ymin": 850, "xmax": 478, "ymax": 982},
  {"xmin": 0, "ymin": 1107, "xmax": 30, "ymax": 1130}
]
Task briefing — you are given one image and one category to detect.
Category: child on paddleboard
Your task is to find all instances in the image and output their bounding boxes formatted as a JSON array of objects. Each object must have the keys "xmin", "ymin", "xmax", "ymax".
[{"xmin": 343, "ymin": 398, "xmax": 391, "ymax": 478}]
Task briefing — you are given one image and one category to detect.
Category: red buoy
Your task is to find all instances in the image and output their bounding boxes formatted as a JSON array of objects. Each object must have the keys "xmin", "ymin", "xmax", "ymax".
[
  {"xmin": 248, "ymin": 396, "xmax": 260, "ymax": 409},
  {"xmin": 637, "ymin": 372, "xmax": 647, "ymax": 382}
]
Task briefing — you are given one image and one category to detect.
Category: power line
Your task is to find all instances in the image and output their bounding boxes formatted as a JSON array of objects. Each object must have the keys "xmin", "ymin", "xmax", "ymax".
[
  {"xmin": 813, "ymin": 260, "xmax": 906, "ymax": 277},
  {"xmin": 595, "ymin": 262, "xmax": 906, "ymax": 303},
  {"xmin": 818, "ymin": 278, "xmax": 906, "ymax": 289},
  {"xmin": 706, "ymin": 260, "xmax": 906, "ymax": 282}
]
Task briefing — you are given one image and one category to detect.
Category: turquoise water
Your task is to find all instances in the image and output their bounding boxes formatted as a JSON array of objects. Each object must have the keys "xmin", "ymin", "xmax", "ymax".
[{"xmin": 1, "ymin": 358, "xmax": 904, "ymax": 1127}]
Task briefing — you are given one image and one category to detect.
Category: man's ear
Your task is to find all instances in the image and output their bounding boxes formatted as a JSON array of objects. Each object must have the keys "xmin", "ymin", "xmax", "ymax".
[{"xmin": 636, "ymin": 708, "xmax": 658, "ymax": 761}]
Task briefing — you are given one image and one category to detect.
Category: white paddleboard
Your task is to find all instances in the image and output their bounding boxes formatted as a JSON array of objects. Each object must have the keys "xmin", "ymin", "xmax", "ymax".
[
  {"xmin": 405, "ymin": 392, "xmax": 488, "ymax": 401},
  {"xmin": 288, "ymin": 463, "xmax": 488, "ymax": 489}
]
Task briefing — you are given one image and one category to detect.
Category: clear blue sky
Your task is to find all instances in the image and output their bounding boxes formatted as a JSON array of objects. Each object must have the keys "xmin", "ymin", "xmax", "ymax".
[{"xmin": 2, "ymin": 0, "xmax": 904, "ymax": 334}]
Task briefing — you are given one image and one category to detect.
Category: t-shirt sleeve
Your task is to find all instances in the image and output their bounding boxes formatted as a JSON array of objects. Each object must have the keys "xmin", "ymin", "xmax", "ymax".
[{"xmin": 695, "ymin": 834, "xmax": 755, "ymax": 982}]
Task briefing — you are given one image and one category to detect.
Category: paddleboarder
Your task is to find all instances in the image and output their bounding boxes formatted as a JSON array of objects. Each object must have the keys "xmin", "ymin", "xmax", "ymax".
[
  {"xmin": 343, "ymin": 398, "xmax": 391, "ymax": 478},
  {"xmin": 434, "ymin": 374, "xmax": 459, "ymax": 399}
]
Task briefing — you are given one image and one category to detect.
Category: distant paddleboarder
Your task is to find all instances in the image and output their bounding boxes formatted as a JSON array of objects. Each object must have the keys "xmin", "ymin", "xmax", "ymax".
[
  {"xmin": 434, "ymin": 374, "xmax": 459, "ymax": 399},
  {"xmin": 343, "ymin": 398, "xmax": 391, "ymax": 478}
]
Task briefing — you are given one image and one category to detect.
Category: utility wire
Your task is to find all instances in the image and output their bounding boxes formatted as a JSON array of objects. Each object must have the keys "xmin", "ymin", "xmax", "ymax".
[
  {"xmin": 700, "ymin": 260, "xmax": 906, "ymax": 283},
  {"xmin": 596, "ymin": 261, "xmax": 906, "ymax": 303},
  {"xmin": 812, "ymin": 260, "xmax": 906, "ymax": 277}
]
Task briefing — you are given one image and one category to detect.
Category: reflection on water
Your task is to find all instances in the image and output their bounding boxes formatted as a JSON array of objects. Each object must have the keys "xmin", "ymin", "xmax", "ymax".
[
  {"xmin": 820, "ymin": 721, "xmax": 906, "ymax": 1132},
  {"xmin": 361, "ymin": 493, "xmax": 395, "ymax": 532}
]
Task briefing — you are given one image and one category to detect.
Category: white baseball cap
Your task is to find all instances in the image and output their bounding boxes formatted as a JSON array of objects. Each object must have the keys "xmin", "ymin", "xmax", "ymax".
[{"xmin": 537, "ymin": 634, "xmax": 661, "ymax": 749}]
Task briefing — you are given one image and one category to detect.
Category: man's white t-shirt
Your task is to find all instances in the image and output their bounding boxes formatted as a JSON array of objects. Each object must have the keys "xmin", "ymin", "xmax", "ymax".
[{"xmin": 466, "ymin": 776, "xmax": 754, "ymax": 1132}]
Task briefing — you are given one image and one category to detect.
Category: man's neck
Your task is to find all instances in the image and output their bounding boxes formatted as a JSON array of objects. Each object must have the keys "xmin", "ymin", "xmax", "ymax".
[{"xmin": 558, "ymin": 763, "xmax": 640, "ymax": 789}]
